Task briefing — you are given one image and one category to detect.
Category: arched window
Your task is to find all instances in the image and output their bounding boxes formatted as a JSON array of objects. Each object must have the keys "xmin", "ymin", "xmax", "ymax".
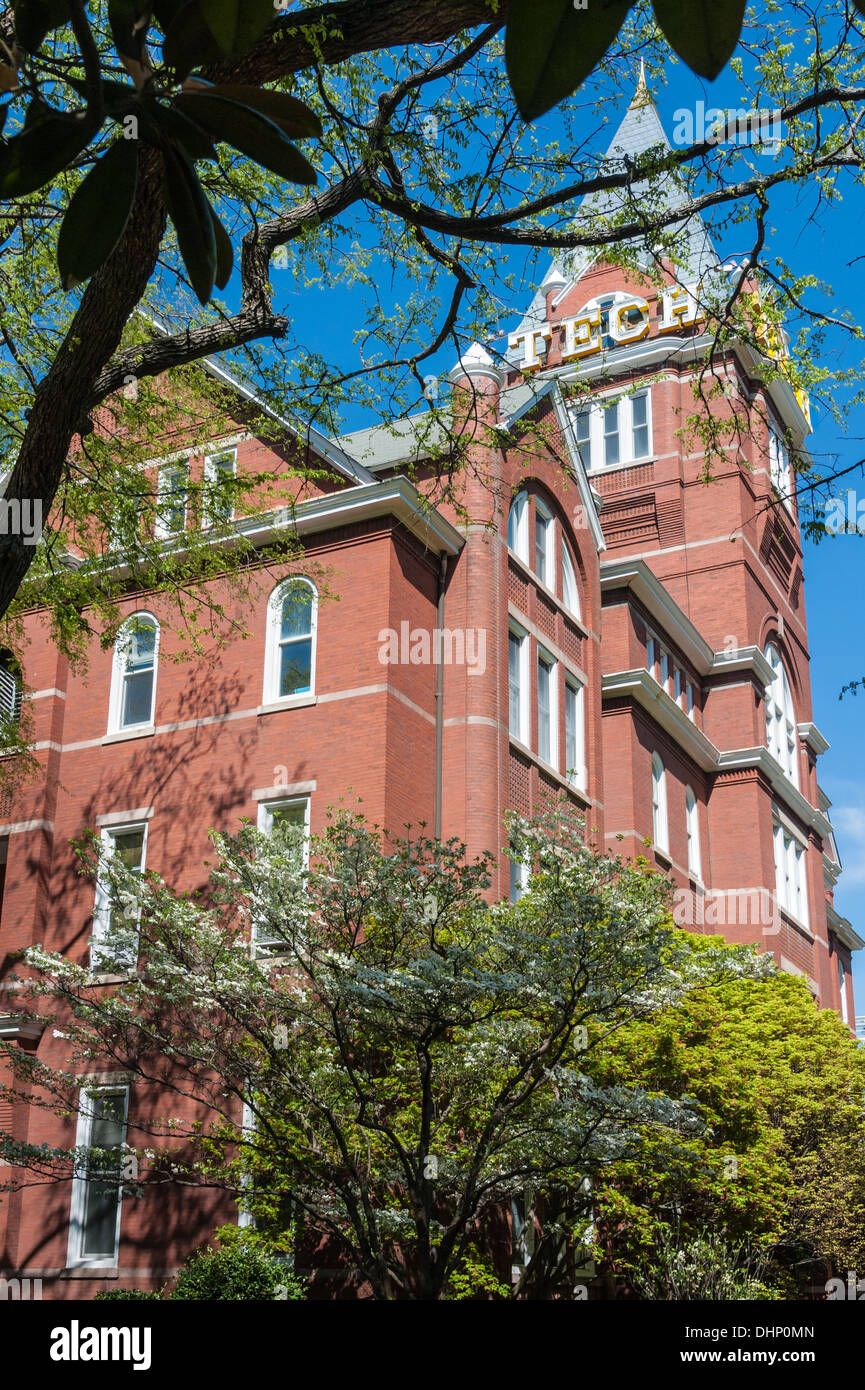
[
  {"xmin": 561, "ymin": 543, "xmax": 580, "ymax": 618},
  {"xmin": 507, "ymin": 491, "xmax": 528, "ymax": 562},
  {"xmin": 108, "ymin": 615, "xmax": 159, "ymax": 733},
  {"xmin": 0, "ymin": 650, "xmax": 22, "ymax": 729},
  {"xmin": 264, "ymin": 578, "xmax": 317, "ymax": 704},
  {"xmin": 685, "ymin": 786, "xmax": 701, "ymax": 880},
  {"xmin": 652, "ymin": 752, "xmax": 668, "ymax": 853},
  {"xmin": 764, "ymin": 643, "xmax": 798, "ymax": 786}
]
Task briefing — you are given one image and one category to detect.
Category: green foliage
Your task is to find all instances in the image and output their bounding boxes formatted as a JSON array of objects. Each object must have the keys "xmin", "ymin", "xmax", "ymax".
[
  {"xmin": 170, "ymin": 1242, "xmax": 298, "ymax": 1301},
  {"xmin": 505, "ymin": 0, "xmax": 750, "ymax": 120},
  {"xmin": 0, "ymin": 0, "xmax": 321, "ymax": 301},
  {"xmin": 587, "ymin": 942, "xmax": 865, "ymax": 1293},
  {"xmin": 9, "ymin": 801, "xmax": 771, "ymax": 1300},
  {"xmin": 628, "ymin": 1230, "xmax": 780, "ymax": 1301}
]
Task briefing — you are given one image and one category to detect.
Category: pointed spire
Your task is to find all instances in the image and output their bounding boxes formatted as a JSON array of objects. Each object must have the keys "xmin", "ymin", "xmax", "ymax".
[{"xmin": 629, "ymin": 58, "xmax": 651, "ymax": 110}]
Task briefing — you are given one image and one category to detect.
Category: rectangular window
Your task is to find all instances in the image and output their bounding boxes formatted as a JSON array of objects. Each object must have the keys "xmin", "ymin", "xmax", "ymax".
[
  {"xmin": 769, "ymin": 427, "xmax": 792, "ymax": 510},
  {"xmin": 120, "ymin": 622, "xmax": 157, "ymax": 729},
  {"xmin": 254, "ymin": 799, "xmax": 309, "ymax": 954},
  {"xmin": 773, "ymin": 819, "xmax": 808, "ymax": 927},
  {"xmin": 674, "ymin": 669, "xmax": 683, "ymax": 705},
  {"xmin": 646, "ymin": 635, "xmax": 656, "ymax": 678},
  {"xmin": 68, "ymin": 1087, "xmax": 128, "ymax": 1267},
  {"xmin": 631, "ymin": 391, "xmax": 650, "ymax": 458},
  {"xmin": 565, "ymin": 679, "xmax": 585, "ymax": 790},
  {"xmin": 92, "ymin": 826, "xmax": 147, "ymax": 973},
  {"xmin": 509, "ymin": 628, "xmax": 527, "ymax": 742},
  {"xmin": 155, "ymin": 461, "xmax": 189, "ymax": 538},
  {"xmin": 573, "ymin": 390, "xmax": 652, "ymax": 470},
  {"xmin": 204, "ymin": 448, "xmax": 237, "ymax": 525},
  {"xmin": 838, "ymin": 953, "xmax": 849, "ymax": 1026},
  {"xmin": 509, "ymin": 855, "xmax": 528, "ymax": 905},
  {"xmin": 535, "ymin": 504, "xmax": 552, "ymax": 587},
  {"xmin": 603, "ymin": 402, "xmax": 620, "ymax": 467},
  {"xmin": 686, "ymin": 682, "xmax": 694, "ymax": 720},
  {"xmin": 537, "ymin": 651, "xmax": 556, "ymax": 766},
  {"xmin": 659, "ymin": 648, "xmax": 669, "ymax": 690}
]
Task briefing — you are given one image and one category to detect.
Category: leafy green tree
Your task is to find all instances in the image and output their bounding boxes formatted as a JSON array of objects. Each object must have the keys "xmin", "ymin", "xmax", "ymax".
[
  {"xmin": 586, "ymin": 938, "xmax": 865, "ymax": 1296},
  {"xmin": 0, "ymin": 803, "xmax": 770, "ymax": 1300}
]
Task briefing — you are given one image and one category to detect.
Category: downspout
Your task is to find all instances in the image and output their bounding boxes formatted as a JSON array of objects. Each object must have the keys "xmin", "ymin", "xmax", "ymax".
[{"xmin": 434, "ymin": 552, "xmax": 448, "ymax": 841}]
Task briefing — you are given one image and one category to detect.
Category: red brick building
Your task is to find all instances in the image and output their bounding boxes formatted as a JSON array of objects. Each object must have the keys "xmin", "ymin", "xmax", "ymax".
[{"xmin": 0, "ymin": 82, "xmax": 859, "ymax": 1297}]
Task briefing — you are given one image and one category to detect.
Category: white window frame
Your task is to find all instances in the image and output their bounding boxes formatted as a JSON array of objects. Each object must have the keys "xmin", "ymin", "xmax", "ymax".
[
  {"xmin": 204, "ymin": 446, "xmax": 238, "ymax": 525},
  {"xmin": 91, "ymin": 822, "xmax": 148, "ymax": 973},
  {"xmin": 561, "ymin": 543, "xmax": 580, "ymax": 618},
  {"xmin": 764, "ymin": 643, "xmax": 798, "ymax": 787},
  {"xmin": 534, "ymin": 499, "xmax": 553, "ymax": 588},
  {"xmin": 646, "ymin": 634, "xmax": 657, "ymax": 680},
  {"xmin": 107, "ymin": 613, "xmax": 159, "ymax": 735},
  {"xmin": 263, "ymin": 578, "xmax": 318, "ymax": 706},
  {"xmin": 768, "ymin": 425, "xmax": 793, "ymax": 511},
  {"xmin": 772, "ymin": 813, "xmax": 808, "ymax": 928},
  {"xmin": 508, "ymin": 623, "xmax": 529, "ymax": 745},
  {"xmin": 508, "ymin": 490, "xmax": 529, "ymax": 563},
  {"xmin": 652, "ymin": 752, "xmax": 669, "ymax": 854},
  {"xmin": 254, "ymin": 797, "xmax": 311, "ymax": 954},
  {"xmin": 571, "ymin": 388, "xmax": 653, "ymax": 472},
  {"xmin": 155, "ymin": 460, "xmax": 189, "ymax": 539},
  {"xmin": 838, "ymin": 952, "xmax": 849, "ymax": 1026},
  {"xmin": 67, "ymin": 1085, "xmax": 129, "ymax": 1269},
  {"xmin": 509, "ymin": 854, "xmax": 529, "ymax": 905},
  {"xmin": 536, "ymin": 647, "xmax": 557, "ymax": 768},
  {"xmin": 686, "ymin": 682, "xmax": 695, "ymax": 720},
  {"xmin": 565, "ymin": 676, "xmax": 587, "ymax": 791},
  {"xmin": 685, "ymin": 785, "xmax": 702, "ymax": 881}
]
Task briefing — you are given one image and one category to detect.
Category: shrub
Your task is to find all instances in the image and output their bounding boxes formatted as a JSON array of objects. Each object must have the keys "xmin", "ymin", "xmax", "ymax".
[
  {"xmin": 170, "ymin": 1243, "xmax": 302, "ymax": 1301},
  {"xmin": 94, "ymin": 1289, "xmax": 162, "ymax": 1300}
]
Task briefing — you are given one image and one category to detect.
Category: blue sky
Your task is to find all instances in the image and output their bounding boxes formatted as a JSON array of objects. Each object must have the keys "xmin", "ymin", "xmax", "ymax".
[{"xmin": 259, "ymin": 49, "xmax": 865, "ymax": 1008}]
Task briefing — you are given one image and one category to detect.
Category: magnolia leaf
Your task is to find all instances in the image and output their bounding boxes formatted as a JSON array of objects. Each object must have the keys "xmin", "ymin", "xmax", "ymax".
[
  {"xmin": 505, "ymin": 0, "xmax": 632, "ymax": 121},
  {"xmin": 146, "ymin": 101, "xmax": 215, "ymax": 160},
  {"xmin": 162, "ymin": 0, "xmax": 222, "ymax": 79},
  {"xmin": 57, "ymin": 138, "xmax": 140, "ymax": 289},
  {"xmin": 12, "ymin": 0, "xmax": 69, "ymax": 54},
  {"xmin": 108, "ymin": 0, "xmax": 153, "ymax": 61},
  {"xmin": 198, "ymin": 0, "xmax": 275, "ymax": 57},
  {"xmin": 0, "ymin": 113, "xmax": 93, "ymax": 199},
  {"xmin": 652, "ymin": 0, "xmax": 746, "ymax": 80},
  {"xmin": 209, "ymin": 203, "xmax": 233, "ymax": 290},
  {"xmin": 195, "ymin": 83, "xmax": 322, "ymax": 138},
  {"xmin": 173, "ymin": 92, "xmax": 317, "ymax": 183},
  {"xmin": 162, "ymin": 143, "xmax": 217, "ymax": 304}
]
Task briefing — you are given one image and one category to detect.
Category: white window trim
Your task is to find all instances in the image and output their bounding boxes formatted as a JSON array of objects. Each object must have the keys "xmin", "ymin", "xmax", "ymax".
[
  {"xmin": 107, "ymin": 614, "xmax": 159, "ymax": 736},
  {"xmin": 652, "ymin": 752, "xmax": 669, "ymax": 854},
  {"xmin": 66, "ymin": 1085, "xmax": 129, "ymax": 1269},
  {"xmin": 561, "ymin": 542, "xmax": 581, "ymax": 619},
  {"xmin": 772, "ymin": 810, "xmax": 809, "ymax": 929},
  {"xmin": 508, "ymin": 490, "xmax": 529, "ymax": 564},
  {"xmin": 572, "ymin": 387, "xmax": 653, "ymax": 473},
  {"xmin": 536, "ymin": 646, "xmax": 558, "ymax": 769},
  {"xmin": 838, "ymin": 953, "xmax": 849, "ymax": 1026},
  {"xmin": 91, "ymin": 821, "xmax": 148, "ymax": 973},
  {"xmin": 565, "ymin": 676, "xmax": 587, "ymax": 791},
  {"xmin": 685, "ymin": 786, "xmax": 702, "ymax": 881},
  {"xmin": 508, "ymin": 623, "xmax": 530, "ymax": 746},
  {"xmin": 534, "ymin": 499, "xmax": 553, "ymax": 589},
  {"xmin": 254, "ymin": 796, "xmax": 311, "ymax": 954},
  {"xmin": 204, "ymin": 446, "xmax": 238, "ymax": 525},
  {"xmin": 263, "ymin": 578, "xmax": 318, "ymax": 706},
  {"xmin": 154, "ymin": 460, "xmax": 189, "ymax": 540},
  {"xmin": 764, "ymin": 643, "xmax": 798, "ymax": 789},
  {"xmin": 509, "ymin": 853, "xmax": 529, "ymax": 905},
  {"xmin": 768, "ymin": 425, "xmax": 793, "ymax": 512}
]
